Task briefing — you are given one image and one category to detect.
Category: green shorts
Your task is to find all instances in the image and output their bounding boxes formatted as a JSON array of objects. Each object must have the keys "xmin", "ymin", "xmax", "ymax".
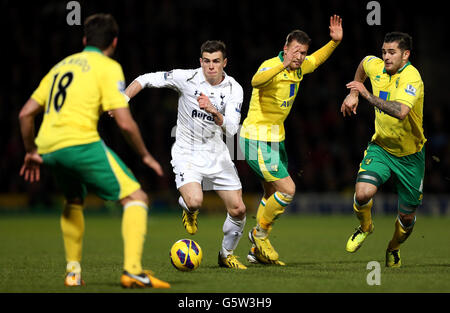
[
  {"xmin": 239, "ymin": 136, "xmax": 289, "ymax": 182},
  {"xmin": 42, "ymin": 140, "xmax": 141, "ymax": 201},
  {"xmin": 357, "ymin": 142, "xmax": 425, "ymax": 212}
]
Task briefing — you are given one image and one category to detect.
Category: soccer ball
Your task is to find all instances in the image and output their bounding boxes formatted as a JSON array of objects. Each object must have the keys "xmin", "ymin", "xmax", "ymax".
[{"xmin": 170, "ymin": 239, "xmax": 203, "ymax": 271}]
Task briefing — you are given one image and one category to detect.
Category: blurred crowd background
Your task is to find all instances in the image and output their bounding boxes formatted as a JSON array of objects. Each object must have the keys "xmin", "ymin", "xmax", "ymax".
[{"xmin": 1, "ymin": 0, "xmax": 448, "ymax": 208}]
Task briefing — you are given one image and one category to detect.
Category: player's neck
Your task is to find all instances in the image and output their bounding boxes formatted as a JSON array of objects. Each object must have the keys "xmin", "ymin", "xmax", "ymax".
[
  {"xmin": 103, "ymin": 46, "xmax": 115, "ymax": 57},
  {"xmin": 206, "ymin": 75, "xmax": 225, "ymax": 86}
]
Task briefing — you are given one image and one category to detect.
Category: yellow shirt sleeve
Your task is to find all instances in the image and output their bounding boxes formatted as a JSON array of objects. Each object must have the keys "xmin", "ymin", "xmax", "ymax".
[
  {"xmin": 309, "ymin": 40, "xmax": 340, "ymax": 69},
  {"xmin": 99, "ymin": 61, "xmax": 129, "ymax": 111},
  {"xmin": 251, "ymin": 60, "xmax": 285, "ymax": 88},
  {"xmin": 363, "ymin": 55, "xmax": 382, "ymax": 78},
  {"xmin": 30, "ymin": 70, "xmax": 52, "ymax": 107},
  {"xmin": 392, "ymin": 75, "xmax": 423, "ymax": 108},
  {"xmin": 301, "ymin": 56, "xmax": 317, "ymax": 75}
]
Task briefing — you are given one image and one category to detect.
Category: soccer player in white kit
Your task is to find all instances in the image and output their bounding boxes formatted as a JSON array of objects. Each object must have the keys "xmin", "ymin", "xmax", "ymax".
[{"xmin": 124, "ymin": 41, "xmax": 247, "ymax": 269}]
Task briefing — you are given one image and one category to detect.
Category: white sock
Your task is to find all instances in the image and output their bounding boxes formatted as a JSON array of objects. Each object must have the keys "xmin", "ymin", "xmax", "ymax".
[
  {"xmin": 66, "ymin": 261, "xmax": 81, "ymax": 274},
  {"xmin": 179, "ymin": 196, "xmax": 195, "ymax": 213},
  {"xmin": 255, "ymin": 224, "xmax": 269, "ymax": 238},
  {"xmin": 221, "ymin": 213, "xmax": 246, "ymax": 257}
]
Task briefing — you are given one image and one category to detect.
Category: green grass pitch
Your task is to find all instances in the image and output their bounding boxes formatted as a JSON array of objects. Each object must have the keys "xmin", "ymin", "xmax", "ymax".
[{"xmin": 0, "ymin": 212, "xmax": 449, "ymax": 293}]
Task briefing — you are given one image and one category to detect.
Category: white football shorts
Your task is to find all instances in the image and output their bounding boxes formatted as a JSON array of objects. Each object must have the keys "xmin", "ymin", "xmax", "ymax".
[{"xmin": 170, "ymin": 143, "xmax": 242, "ymax": 191}]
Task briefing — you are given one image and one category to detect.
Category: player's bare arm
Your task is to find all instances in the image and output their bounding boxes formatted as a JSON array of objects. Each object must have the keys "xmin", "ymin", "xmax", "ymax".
[
  {"xmin": 197, "ymin": 93, "xmax": 224, "ymax": 126},
  {"xmin": 112, "ymin": 107, "xmax": 164, "ymax": 176},
  {"xmin": 18, "ymin": 98, "xmax": 44, "ymax": 182},
  {"xmin": 108, "ymin": 80, "xmax": 143, "ymax": 118},
  {"xmin": 341, "ymin": 59, "xmax": 366, "ymax": 116},
  {"xmin": 124, "ymin": 80, "xmax": 144, "ymax": 100},
  {"xmin": 346, "ymin": 81, "xmax": 411, "ymax": 120}
]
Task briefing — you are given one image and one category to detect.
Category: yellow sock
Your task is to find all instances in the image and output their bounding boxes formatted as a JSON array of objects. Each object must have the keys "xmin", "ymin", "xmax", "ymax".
[
  {"xmin": 259, "ymin": 192, "xmax": 292, "ymax": 232},
  {"xmin": 255, "ymin": 197, "xmax": 269, "ymax": 237},
  {"xmin": 60, "ymin": 202, "xmax": 84, "ymax": 265},
  {"xmin": 353, "ymin": 195, "xmax": 373, "ymax": 232},
  {"xmin": 256, "ymin": 197, "xmax": 267, "ymax": 226},
  {"xmin": 122, "ymin": 201, "xmax": 148, "ymax": 275},
  {"xmin": 388, "ymin": 217, "xmax": 415, "ymax": 251}
]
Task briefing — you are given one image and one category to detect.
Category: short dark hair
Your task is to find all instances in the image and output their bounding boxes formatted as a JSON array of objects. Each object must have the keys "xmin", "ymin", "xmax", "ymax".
[
  {"xmin": 384, "ymin": 32, "xmax": 412, "ymax": 51},
  {"xmin": 285, "ymin": 30, "xmax": 311, "ymax": 46},
  {"xmin": 84, "ymin": 13, "xmax": 119, "ymax": 50},
  {"xmin": 200, "ymin": 40, "xmax": 227, "ymax": 59}
]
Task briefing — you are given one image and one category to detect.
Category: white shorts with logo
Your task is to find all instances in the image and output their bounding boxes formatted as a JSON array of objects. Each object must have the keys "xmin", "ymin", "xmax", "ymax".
[{"xmin": 170, "ymin": 143, "xmax": 242, "ymax": 191}]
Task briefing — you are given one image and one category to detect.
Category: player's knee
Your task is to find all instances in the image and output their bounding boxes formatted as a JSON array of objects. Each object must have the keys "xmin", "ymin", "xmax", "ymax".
[
  {"xmin": 121, "ymin": 189, "xmax": 149, "ymax": 206},
  {"xmin": 228, "ymin": 201, "xmax": 246, "ymax": 220},
  {"xmin": 399, "ymin": 212, "xmax": 416, "ymax": 227},
  {"xmin": 355, "ymin": 182, "xmax": 377, "ymax": 205},
  {"xmin": 279, "ymin": 183, "xmax": 295, "ymax": 198},
  {"xmin": 355, "ymin": 188, "xmax": 374, "ymax": 206},
  {"xmin": 184, "ymin": 194, "xmax": 203, "ymax": 210}
]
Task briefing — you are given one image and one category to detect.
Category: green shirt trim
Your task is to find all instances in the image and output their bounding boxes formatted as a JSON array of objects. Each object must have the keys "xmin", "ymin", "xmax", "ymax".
[
  {"xmin": 83, "ymin": 46, "xmax": 103, "ymax": 54},
  {"xmin": 383, "ymin": 61, "xmax": 411, "ymax": 74}
]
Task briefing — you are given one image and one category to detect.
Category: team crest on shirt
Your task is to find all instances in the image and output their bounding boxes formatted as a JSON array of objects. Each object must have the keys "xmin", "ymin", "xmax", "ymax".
[{"xmin": 365, "ymin": 158, "xmax": 372, "ymax": 165}]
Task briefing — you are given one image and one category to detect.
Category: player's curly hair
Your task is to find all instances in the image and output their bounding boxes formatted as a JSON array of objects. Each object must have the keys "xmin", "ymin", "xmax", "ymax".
[
  {"xmin": 84, "ymin": 13, "xmax": 119, "ymax": 50},
  {"xmin": 200, "ymin": 40, "xmax": 227, "ymax": 59},
  {"xmin": 285, "ymin": 30, "xmax": 311, "ymax": 46}
]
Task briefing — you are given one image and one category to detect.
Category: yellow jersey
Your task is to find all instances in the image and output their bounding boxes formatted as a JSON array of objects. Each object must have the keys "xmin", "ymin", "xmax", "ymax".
[
  {"xmin": 241, "ymin": 40, "xmax": 339, "ymax": 142},
  {"xmin": 240, "ymin": 52, "xmax": 317, "ymax": 142},
  {"xmin": 31, "ymin": 46, "xmax": 128, "ymax": 154},
  {"xmin": 363, "ymin": 55, "xmax": 426, "ymax": 156}
]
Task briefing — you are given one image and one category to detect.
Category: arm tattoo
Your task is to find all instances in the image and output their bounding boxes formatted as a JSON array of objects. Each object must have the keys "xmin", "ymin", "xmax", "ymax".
[{"xmin": 365, "ymin": 92, "xmax": 403, "ymax": 119}]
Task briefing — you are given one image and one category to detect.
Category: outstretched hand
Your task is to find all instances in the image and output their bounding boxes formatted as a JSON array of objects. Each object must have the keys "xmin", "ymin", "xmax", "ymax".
[
  {"xmin": 142, "ymin": 154, "xmax": 164, "ymax": 177},
  {"xmin": 20, "ymin": 151, "xmax": 43, "ymax": 183},
  {"xmin": 329, "ymin": 15, "xmax": 343, "ymax": 42},
  {"xmin": 341, "ymin": 93, "xmax": 359, "ymax": 117},
  {"xmin": 341, "ymin": 81, "xmax": 371, "ymax": 117}
]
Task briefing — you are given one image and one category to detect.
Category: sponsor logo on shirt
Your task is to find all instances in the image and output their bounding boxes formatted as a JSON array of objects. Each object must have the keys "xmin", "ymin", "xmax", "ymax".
[{"xmin": 192, "ymin": 109, "xmax": 214, "ymax": 122}]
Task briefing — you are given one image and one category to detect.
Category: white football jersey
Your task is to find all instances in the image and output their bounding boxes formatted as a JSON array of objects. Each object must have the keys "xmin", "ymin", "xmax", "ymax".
[{"xmin": 135, "ymin": 68, "xmax": 243, "ymax": 152}]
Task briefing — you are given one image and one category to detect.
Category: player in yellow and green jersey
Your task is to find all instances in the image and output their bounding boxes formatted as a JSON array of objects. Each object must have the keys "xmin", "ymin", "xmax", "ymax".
[
  {"xmin": 342, "ymin": 32, "xmax": 425, "ymax": 268},
  {"xmin": 239, "ymin": 15, "xmax": 343, "ymax": 265},
  {"xmin": 18, "ymin": 14, "xmax": 169, "ymax": 288}
]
